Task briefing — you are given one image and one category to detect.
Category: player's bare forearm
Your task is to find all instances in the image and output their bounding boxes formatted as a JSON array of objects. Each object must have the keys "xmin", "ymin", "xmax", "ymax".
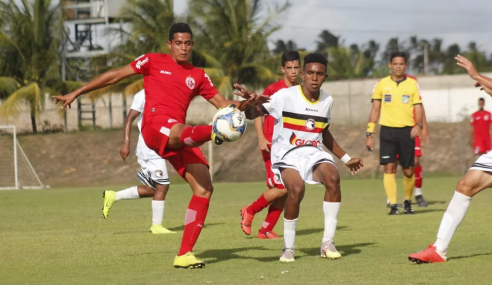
[
  {"xmin": 123, "ymin": 110, "xmax": 140, "ymax": 143},
  {"xmin": 245, "ymin": 106, "xmax": 264, "ymax": 120},
  {"xmin": 254, "ymin": 117, "xmax": 265, "ymax": 139},
  {"xmin": 414, "ymin": 104, "xmax": 423, "ymax": 125},
  {"xmin": 474, "ymin": 74, "xmax": 492, "ymax": 91},
  {"xmin": 368, "ymin": 100, "xmax": 381, "ymax": 126},
  {"xmin": 322, "ymin": 128, "xmax": 346, "ymax": 159},
  {"xmin": 75, "ymin": 65, "xmax": 135, "ymax": 98}
]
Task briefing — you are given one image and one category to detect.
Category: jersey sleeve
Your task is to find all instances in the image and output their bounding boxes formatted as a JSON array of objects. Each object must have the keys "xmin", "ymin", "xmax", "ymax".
[
  {"xmin": 412, "ymin": 81, "xmax": 423, "ymax": 105},
  {"xmin": 198, "ymin": 71, "xmax": 219, "ymax": 100},
  {"xmin": 262, "ymin": 85, "xmax": 274, "ymax": 96},
  {"xmin": 130, "ymin": 90, "xmax": 145, "ymax": 113},
  {"xmin": 260, "ymin": 90, "xmax": 284, "ymax": 119},
  {"xmin": 371, "ymin": 81, "xmax": 382, "ymax": 101},
  {"xmin": 130, "ymin": 54, "xmax": 152, "ymax": 75}
]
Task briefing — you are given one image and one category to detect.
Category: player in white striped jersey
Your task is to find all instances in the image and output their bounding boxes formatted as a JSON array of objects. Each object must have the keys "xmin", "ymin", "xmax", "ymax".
[
  {"xmin": 243, "ymin": 53, "xmax": 364, "ymax": 262},
  {"xmin": 102, "ymin": 90, "xmax": 175, "ymax": 234}
]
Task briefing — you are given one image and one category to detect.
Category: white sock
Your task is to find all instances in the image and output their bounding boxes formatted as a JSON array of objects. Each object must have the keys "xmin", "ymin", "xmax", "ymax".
[
  {"xmin": 283, "ymin": 218, "xmax": 298, "ymax": 250},
  {"xmin": 386, "ymin": 197, "xmax": 390, "ymax": 204},
  {"xmin": 152, "ymin": 200, "xmax": 165, "ymax": 225},
  {"xmin": 322, "ymin": 202, "xmax": 340, "ymax": 243},
  {"xmin": 433, "ymin": 191, "xmax": 471, "ymax": 253},
  {"xmin": 115, "ymin": 186, "xmax": 139, "ymax": 201},
  {"xmin": 414, "ymin": 187, "xmax": 423, "ymax": 196}
]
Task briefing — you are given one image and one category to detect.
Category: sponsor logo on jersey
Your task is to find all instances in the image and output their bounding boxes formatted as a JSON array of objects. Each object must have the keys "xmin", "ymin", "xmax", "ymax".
[
  {"xmin": 402, "ymin": 95, "xmax": 410, "ymax": 104},
  {"xmin": 160, "ymin": 70, "xmax": 172, "ymax": 75},
  {"xmin": 305, "ymin": 119, "xmax": 316, "ymax": 131},
  {"xmin": 168, "ymin": 118, "xmax": 178, "ymax": 123},
  {"xmin": 384, "ymin": 94, "xmax": 392, "ymax": 102},
  {"xmin": 289, "ymin": 132, "xmax": 322, "ymax": 147},
  {"xmin": 305, "ymin": 108, "xmax": 318, "ymax": 112},
  {"xmin": 185, "ymin": 76, "xmax": 196, "ymax": 89},
  {"xmin": 135, "ymin": 57, "xmax": 149, "ymax": 69}
]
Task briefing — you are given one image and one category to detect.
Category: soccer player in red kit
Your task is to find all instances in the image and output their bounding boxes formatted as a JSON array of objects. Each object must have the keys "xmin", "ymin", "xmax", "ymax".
[
  {"xmin": 53, "ymin": 23, "xmax": 266, "ymax": 269},
  {"xmin": 240, "ymin": 51, "xmax": 301, "ymax": 239},
  {"xmin": 470, "ymin": 98, "xmax": 491, "ymax": 156}
]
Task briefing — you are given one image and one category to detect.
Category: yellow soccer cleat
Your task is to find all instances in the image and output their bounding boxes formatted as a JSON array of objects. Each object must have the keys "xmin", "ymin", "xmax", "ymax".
[
  {"xmin": 173, "ymin": 252, "xmax": 205, "ymax": 269},
  {"xmin": 150, "ymin": 224, "xmax": 176, "ymax": 234},
  {"xmin": 279, "ymin": 248, "xmax": 295, "ymax": 263},
  {"xmin": 211, "ymin": 131, "xmax": 224, "ymax": 145},
  {"xmin": 102, "ymin": 190, "xmax": 116, "ymax": 219},
  {"xmin": 320, "ymin": 240, "xmax": 342, "ymax": 259}
]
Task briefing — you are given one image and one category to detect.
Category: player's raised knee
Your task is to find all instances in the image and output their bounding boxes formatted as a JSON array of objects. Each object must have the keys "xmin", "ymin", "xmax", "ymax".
[
  {"xmin": 288, "ymin": 183, "xmax": 305, "ymax": 200},
  {"xmin": 456, "ymin": 177, "xmax": 476, "ymax": 197}
]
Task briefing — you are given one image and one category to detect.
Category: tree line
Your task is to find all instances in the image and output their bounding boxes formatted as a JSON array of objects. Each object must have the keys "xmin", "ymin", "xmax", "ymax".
[{"xmin": 1, "ymin": 0, "xmax": 491, "ymax": 132}]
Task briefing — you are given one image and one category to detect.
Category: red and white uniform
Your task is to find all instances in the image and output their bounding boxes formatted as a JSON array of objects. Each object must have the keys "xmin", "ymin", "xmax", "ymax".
[
  {"xmin": 470, "ymin": 110, "xmax": 492, "ymax": 155},
  {"xmin": 130, "ymin": 53, "xmax": 218, "ymax": 177},
  {"xmin": 261, "ymin": 79, "xmax": 293, "ymax": 189}
]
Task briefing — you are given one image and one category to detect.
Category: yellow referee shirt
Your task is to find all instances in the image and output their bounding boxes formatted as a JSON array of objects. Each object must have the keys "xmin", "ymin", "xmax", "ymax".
[{"xmin": 371, "ymin": 75, "xmax": 422, "ymax": 128}]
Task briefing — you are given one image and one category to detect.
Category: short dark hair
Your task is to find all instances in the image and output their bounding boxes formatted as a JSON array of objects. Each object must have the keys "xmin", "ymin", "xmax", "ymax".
[
  {"xmin": 169, "ymin": 23, "xmax": 193, "ymax": 41},
  {"xmin": 303, "ymin": 53, "xmax": 327, "ymax": 71},
  {"xmin": 479, "ymin": 98, "xmax": 485, "ymax": 102},
  {"xmin": 390, "ymin": 51, "xmax": 407, "ymax": 63},
  {"xmin": 281, "ymin": 51, "xmax": 301, "ymax": 67}
]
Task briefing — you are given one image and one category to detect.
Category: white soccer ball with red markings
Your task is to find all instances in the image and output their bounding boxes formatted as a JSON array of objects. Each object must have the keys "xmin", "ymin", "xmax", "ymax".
[{"xmin": 212, "ymin": 106, "xmax": 247, "ymax": 142}]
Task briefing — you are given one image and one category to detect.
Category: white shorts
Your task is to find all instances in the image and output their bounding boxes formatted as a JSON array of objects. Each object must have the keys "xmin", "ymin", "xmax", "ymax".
[
  {"xmin": 271, "ymin": 146, "xmax": 336, "ymax": 185},
  {"xmin": 137, "ymin": 158, "xmax": 170, "ymax": 185},
  {"xmin": 470, "ymin": 151, "xmax": 492, "ymax": 172}
]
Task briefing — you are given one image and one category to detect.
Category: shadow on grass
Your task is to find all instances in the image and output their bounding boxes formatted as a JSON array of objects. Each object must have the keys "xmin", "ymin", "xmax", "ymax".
[
  {"xmin": 415, "ymin": 209, "xmax": 445, "ymax": 214},
  {"xmin": 425, "ymin": 201, "xmax": 447, "ymax": 206},
  {"xmin": 299, "ymin": 242, "xmax": 376, "ymax": 258},
  {"xmin": 297, "ymin": 226, "xmax": 348, "ymax": 237},
  {"xmin": 449, "ymin": 252, "xmax": 492, "ymax": 261},
  {"xmin": 200, "ymin": 246, "xmax": 274, "ymax": 264},
  {"xmin": 112, "ymin": 222, "xmax": 224, "ymax": 234}
]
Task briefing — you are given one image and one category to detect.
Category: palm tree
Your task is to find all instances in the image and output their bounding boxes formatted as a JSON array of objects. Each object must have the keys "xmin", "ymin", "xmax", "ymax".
[
  {"xmin": 0, "ymin": 0, "xmax": 64, "ymax": 133},
  {"xmin": 187, "ymin": 0, "xmax": 289, "ymax": 97},
  {"xmin": 325, "ymin": 46, "xmax": 369, "ymax": 80},
  {"xmin": 315, "ymin": 30, "xmax": 339, "ymax": 55},
  {"xmin": 272, "ymin": 39, "xmax": 298, "ymax": 54}
]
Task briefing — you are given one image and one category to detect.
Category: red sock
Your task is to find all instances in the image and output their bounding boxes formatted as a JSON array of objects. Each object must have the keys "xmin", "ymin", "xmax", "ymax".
[
  {"xmin": 178, "ymin": 195, "xmax": 210, "ymax": 256},
  {"xmin": 179, "ymin": 125, "xmax": 213, "ymax": 147},
  {"xmin": 247, "ymin": 194, "xmax": 270, "ymax": 215},
  {"xmin": 259, "ymin": 204, "xmax": 283, "ymax": 234},
  {"xmin": 415, "ymin": 165, "xmax": 423, "ymax": 188}
]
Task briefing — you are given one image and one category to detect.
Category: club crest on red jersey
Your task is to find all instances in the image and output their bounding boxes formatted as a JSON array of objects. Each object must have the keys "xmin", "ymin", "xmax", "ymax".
[{"xmin": 185, "ymin": 76, "xmax": 196, "ymax": 90}]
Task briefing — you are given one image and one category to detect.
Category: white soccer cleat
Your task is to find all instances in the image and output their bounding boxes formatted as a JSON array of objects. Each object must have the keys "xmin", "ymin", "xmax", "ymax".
[
  {"xmin": 279, "ymin": 248, "xmax": 295, "ymax": 262},
  {"xmin": 320, "ymin": 240, "xmax": 342, "ymax": 259}
]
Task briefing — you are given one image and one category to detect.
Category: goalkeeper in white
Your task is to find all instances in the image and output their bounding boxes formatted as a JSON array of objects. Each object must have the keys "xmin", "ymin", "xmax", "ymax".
[{"xmin": 102, "ymin": 90, "xmax": 175, "ymax": 234}]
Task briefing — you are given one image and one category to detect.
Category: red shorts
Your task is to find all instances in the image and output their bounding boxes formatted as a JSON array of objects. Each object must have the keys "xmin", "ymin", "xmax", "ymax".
[
  {"xmin": 141, "ymin": 115, "xmax": 208, "ymax": 178},
  {"xmin": 261, "ymin": 144, "xmax": 285, "ymax": 189},
  {"xmin": 474, "ymin": 138, "xmax": 491, "ymax": 155},
  {"xmin": 396, "ymin": 136, "xmax": 422, "ymax": 159}
]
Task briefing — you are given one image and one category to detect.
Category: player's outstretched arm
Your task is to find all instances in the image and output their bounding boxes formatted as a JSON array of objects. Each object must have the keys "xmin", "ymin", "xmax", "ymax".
[
  {"xmin": 53, "ymin": 65, "xmax": 136, "ymax": 109},
  {"xmin": 366, "ymin": 100, "xmax": 381, "ymax": 151},
  {"xmin": 120, "ymin": 109, "xmax": 140, "ymax": 161},
  {"xmin": 322, "ymin": 128, "xmax": 363, "ymax": 175},
  {"xmin": 456, "ymin": 55, "xmax": 492, "ymax": 94}
]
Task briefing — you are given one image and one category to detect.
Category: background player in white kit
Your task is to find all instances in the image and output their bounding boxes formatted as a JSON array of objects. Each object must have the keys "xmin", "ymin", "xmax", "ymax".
[
  {"xmin": 243, "ymin": 53, "xmax": 364, "ymax": 262},
  {"xmin": 102, "ymin": 90, "xmax": 176, "ymax": 234}
]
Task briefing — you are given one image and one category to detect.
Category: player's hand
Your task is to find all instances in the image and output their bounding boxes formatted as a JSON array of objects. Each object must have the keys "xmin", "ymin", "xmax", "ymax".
[
  {"xmin": 365, "ymin": 136, "xmax": 374, "ymax": 151},
  {"xmin": 345, "ymin": 158, "xmax": 364, "ymax": 175},
  {"xmin": 52, "ymin": 92, "xmax": 78, "ymax": 109},
  {"xmin": 233, "ymin": 83, "xmax": 256, "ymax": 99},
  {"xmin": 258, "ymin": 136, "xmax": 271, "ymax": 152},
  {"xmin": 410, "ymin": 125, "xmax": 421, "ymax": 139},
  {"xmin": 456, "ymin": 55, "xmax": 479, "ymax": 80},
  {"xmin": 120, "ymin": 143, "xmax": 130, "ymax": 161}
]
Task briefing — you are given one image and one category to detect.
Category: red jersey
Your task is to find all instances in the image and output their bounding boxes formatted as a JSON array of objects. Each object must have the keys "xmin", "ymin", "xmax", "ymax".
[
  {"xmin": 470, "ymin": 110, "xmax": 492, "ymax": 140},
  {"xmin": 262, "ymin": 79, "xmax": 293, "ymax": 141},
  {"xmin": 130, "ymin": 53, "xmax": 218, "ymax": 124}
]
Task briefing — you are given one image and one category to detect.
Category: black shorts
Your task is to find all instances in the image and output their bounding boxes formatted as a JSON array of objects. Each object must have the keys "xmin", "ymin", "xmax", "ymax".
[{"xmin": 379, "ymin": 126, "xmax": 415, "ymax": 168}]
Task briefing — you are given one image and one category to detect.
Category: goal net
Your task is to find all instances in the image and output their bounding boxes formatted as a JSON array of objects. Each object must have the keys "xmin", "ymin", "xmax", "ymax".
[{"xmin": 0, "ymin": 125, "xmax": 46, "ymax": 190}]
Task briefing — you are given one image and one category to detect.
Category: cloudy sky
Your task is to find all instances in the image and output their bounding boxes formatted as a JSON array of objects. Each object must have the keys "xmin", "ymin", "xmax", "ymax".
[{"xmin": 175, "ymin": 0, "xmax": 492, "ymax": 55}]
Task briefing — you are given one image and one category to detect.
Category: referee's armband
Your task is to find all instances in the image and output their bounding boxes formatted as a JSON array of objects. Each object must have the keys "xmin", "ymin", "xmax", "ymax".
[{"xmin": 367, "ymin": 122, "xmax": 376, "ymax": 133}]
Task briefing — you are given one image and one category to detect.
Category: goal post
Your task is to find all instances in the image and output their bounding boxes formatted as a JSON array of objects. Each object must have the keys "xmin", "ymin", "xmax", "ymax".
[{"xmin": 0, "ymin": 125, "xmax": 46, "ymax": 190}]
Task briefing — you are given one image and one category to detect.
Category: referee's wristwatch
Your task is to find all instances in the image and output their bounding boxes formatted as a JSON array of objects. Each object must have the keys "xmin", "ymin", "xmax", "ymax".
[
  {"xmin": 366, "ymin": 132, "xmax": 373, "ymax": 137},
  {"xmin": 417, "ymin": 122, "xmax": 423, "ymax": 129}
]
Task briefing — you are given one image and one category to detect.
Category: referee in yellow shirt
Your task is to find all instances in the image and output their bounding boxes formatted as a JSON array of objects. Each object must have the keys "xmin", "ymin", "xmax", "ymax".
[{"xmin": 366, "ymin": 51, "xmax": 424, "ymax": 215}]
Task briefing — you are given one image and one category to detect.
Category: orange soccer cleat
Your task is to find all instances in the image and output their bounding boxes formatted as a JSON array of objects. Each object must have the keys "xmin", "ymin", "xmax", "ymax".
[
  {"xmin": 257, "ymin": 231, "xmax": 280, "ymax": 239},
  {"xmin": 408, "ymin": 245, "xmax": 447, "ymax": 264},
  {"xmin": 240, "ymin": 206, "xmax": 255, "ymax": 235}
]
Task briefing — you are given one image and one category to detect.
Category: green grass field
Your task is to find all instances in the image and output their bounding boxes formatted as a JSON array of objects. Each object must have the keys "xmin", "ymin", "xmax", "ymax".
[{"xmin": 2, "ymin": 177, "xmax": 492, "ymax": 284}]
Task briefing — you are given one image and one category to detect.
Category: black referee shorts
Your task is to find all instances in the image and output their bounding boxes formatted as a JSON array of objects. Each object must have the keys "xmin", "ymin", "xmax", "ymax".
[{"xmin": 379, "ymin": 126, "xmax": 415, "ymax": 168}]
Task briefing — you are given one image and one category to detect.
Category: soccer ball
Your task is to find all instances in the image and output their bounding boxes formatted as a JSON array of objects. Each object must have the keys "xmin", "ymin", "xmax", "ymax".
[{"xmin": 212, "ymin": 106, "xmax": 247, "ymax": 142}]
